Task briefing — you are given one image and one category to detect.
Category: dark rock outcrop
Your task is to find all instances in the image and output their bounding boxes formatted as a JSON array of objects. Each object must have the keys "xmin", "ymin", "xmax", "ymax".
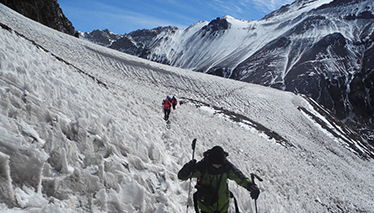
[{"xmin": 0, "ymin": 0, "xmax": 76, "ymax": 36}]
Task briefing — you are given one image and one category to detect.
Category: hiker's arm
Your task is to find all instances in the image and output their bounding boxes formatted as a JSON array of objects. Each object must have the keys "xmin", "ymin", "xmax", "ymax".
[
  {"xmin": 227, "ymin": 162, "xmax": 253, "ymax": 187},
  {"xmin": 178, "ymin": 160, "xmax": 201, "ymax": 180},
  {"xmin": 227, "ymin": 163, "xmax": 260, "ymax": 199}
]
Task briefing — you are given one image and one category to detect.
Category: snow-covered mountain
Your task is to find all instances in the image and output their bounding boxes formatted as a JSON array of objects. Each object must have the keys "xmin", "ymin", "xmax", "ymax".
[
  {"xmin": 1, "ymin": 2, "xmax": 374, "ymax": 213},
  {"xmin": 83, "ymin": 0, "xmax": 374, "ymax": 145}
]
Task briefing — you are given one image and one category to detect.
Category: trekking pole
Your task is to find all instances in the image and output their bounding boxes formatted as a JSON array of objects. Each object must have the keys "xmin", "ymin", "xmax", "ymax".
[
  {"xmin": 250, "ymin": 173, "xmax": 263, "ymax": 213},
  {"xmin": 186, "ymin": 138, "xmax": 197, "ymax": 213}
]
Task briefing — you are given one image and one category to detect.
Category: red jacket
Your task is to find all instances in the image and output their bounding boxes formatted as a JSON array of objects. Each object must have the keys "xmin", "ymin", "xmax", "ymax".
[
  {"xmin": 162, "ymin": 99, "xmax": 171, "ymax": 110},
  {"xmin": 172, "ymin": 97, "xmax": 177, "ymax": 105}
]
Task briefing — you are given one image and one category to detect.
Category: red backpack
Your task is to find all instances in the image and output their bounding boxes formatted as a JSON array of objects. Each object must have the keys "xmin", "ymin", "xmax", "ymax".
[{"xmin": 163, "ymin": 99, "xmax": 171, "ymax": 109}]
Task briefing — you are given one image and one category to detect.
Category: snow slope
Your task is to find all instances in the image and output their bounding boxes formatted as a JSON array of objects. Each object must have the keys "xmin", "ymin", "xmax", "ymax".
[{"xmin": 1, "ymin": 4, "xmax": 374, "ymax": 213}]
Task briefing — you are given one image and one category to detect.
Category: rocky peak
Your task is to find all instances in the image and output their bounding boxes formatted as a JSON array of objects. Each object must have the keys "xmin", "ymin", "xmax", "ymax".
[
  {"xmin": 128, "ymin": 26, "xmax": 178, "ymax": 41},
  {"xmin": 83, "ymin": 29, "xmax": 122, "ymax": 46},
  {"xmin": 202, "ymin": 17, "xmax": 229, "ymax": 31}
]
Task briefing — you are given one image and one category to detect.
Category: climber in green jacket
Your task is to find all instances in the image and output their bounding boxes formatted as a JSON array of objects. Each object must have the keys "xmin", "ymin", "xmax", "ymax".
[{"xmin": 178, "ymin": 146, "xmax": 260, "ymax": 213}]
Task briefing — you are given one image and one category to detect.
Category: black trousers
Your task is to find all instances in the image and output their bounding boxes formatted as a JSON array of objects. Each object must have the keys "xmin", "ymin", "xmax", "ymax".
[{"xmin": 164, "ymin": 109, "xmax": 170, "ymax": 120}]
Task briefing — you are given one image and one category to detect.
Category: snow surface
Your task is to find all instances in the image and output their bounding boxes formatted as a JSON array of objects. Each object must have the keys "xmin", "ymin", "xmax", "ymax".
[{"xmin": 1, "ymin": 3, "xmax": 374, "ymax": 213}]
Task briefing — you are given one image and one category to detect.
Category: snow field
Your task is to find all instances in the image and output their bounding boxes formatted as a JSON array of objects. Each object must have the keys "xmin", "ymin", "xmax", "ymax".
[{"xmin": 1, "ymin": 4, "xmax": 374, "ymax": 212}]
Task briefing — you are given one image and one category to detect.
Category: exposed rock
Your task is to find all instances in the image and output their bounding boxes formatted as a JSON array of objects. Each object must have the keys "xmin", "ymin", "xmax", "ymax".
[{"xmin": 0, "ymin": 0, "xmax": 76, "ymax": 36}]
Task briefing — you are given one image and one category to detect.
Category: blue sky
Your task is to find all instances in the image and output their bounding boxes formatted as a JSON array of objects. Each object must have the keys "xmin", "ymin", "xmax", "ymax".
[{"xmin": 59, "ymin": 0, "xmax": 294, "ymax": 34}]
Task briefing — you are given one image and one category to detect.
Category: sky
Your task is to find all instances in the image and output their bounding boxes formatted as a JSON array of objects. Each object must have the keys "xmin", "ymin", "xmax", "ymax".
[
  {"xmin": 1, "ymin": 3, "xmax": 374, "ymax": 213},
  {"xmin": 58, "ymin": 0, "xmax": 295, "ymax": 34}
]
